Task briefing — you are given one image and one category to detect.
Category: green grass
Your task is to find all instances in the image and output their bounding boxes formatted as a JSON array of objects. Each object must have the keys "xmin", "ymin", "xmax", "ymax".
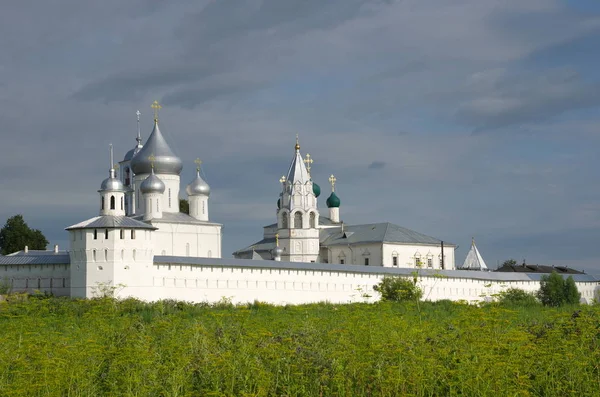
[{"xmin": 0, "ymin": 296, "xmax": 599, "ymax": 396}]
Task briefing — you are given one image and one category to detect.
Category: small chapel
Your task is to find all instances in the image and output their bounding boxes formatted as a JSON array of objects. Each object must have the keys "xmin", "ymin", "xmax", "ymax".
[{"xmin": 233, "ymin": 138, "xmax": 456, "ymax": 269}]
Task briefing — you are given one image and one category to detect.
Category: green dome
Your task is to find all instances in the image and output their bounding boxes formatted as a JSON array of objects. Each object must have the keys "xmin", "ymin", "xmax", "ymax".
[
  {"xmin": 312, "ymin": 181, "xmax": 321, "ymax": 198},
  {"xmin": 326, "ymin": 192, "xmax": 340, "ymax": 208}
]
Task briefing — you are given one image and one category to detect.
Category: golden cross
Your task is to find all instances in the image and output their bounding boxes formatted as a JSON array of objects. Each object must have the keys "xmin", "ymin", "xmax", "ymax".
[
  {"xmin": 194, "ymin": 158, "xmax": 203, "ymax": 172},
  {"xmin": 279, "ymin": 175, "xmax": 286, "ymax": 184},
  {"xmin": 148, "ymin": 153, "xmax": 156, "ymax": 170},
  {"xmin": 151, "ymin": 100, "xmax": 162, "ymax": 122},
  {"xmin": 304, "ymin": 153, "xmax": 313, "ymax": 175},
  {"xmin": 275, "ymin": 233, "xmax": 279, "ymax": 247},
  {"xmin": 329, "ymin": 174, "xmax": 337, "ymax": 192},
  {"xmin": 113, "ymin": 163, "xmax": 120, "ymax": 171}
]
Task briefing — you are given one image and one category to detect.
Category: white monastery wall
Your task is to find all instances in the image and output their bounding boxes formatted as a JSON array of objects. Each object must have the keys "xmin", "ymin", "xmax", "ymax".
[
  {"xmin": 151, "ymin": 223, "xmax": 221, "ymax": 258},
  {"xmin": 382, "ymin": 243, "xmax": 456, "ymax": 270},
  {"xmin": 0, "ymin": 263, "xmax": 70, "ymax": 296}
]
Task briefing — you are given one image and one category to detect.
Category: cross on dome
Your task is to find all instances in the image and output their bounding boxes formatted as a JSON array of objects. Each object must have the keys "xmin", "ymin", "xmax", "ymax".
[
  {"xmin": 151, "ymin": 100, "xmax": 162, "ymax": 122},
  {"xmin": 194, "ymin": 158, "xmax": 203, "ymax": 172},
  {"xmin": 148, "ymin": 153, "xmax": 156, "ymax": 170},
  {"xmin": 329, "ymin": 174, "xmax": 337, "ymax": 192},
  {"xmin": 279, "ymin": 175, "xmax": 286, "ymax": 184},
  {"xmin": 303, "ymin": 153, "xmax": 313, "ymax": 175}
]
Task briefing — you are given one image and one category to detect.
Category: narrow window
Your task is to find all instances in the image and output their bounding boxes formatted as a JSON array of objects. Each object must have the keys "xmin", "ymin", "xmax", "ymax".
[
  {"xmin": 121, "ymin": 197, "xmax": 124, "ymax": 210},
  {"xmin": 120, "ymin": 230, "xmax": 124, "ymax": 240},
  {"xmin": 294, "ymin": 212, "xmax": 303, "ymax": 229},
  {"xmin": 392, "ymin": 256, "xmax": 398, "ymax": 267},
  {"xmin": 121, "ymin": 249, "xmax": 124, "ymax": 260},
  {"xmin": 94, "ymin": 229, "xmax": 98, "ymax": 240},
  {"xmin": 104, "ymin": 229, "xmax": 108, "ymax": 239},
  {"xmin": 131, "ymin": 230, "xmax": 136, "ymax": 240},
  {"xmin": 104, "ymin": 249, "xmax": 108, "ymax": 261},
  {"xmin": 101, "ymin": 196, "xmax": 105, "ymax": 210},
  {"xmin": 309, "ymin": 212, "xmax": 316, "ymax": 228},
  {"xmin": 340, "ymin": 259, "xmax": 345, "ymax": 265},
  {"xmin": 92, "ymin": 250, "xmax": 97, "ymax": 262},
  {"xmin": 186, "ymin": 243, "xmax": 190, "ymax": 256},
  {"xmin": 125, "ymin": 167, "xmax": 130, "ymax": 186},
  {"xmin": 207, "ymin": 250, "xmax": 212, "ymax": 258},
  {"xmin": 427, "ymin": 258, "xmax": 433, "ymax": 268},
  {"xmin": 364, "ymin": 258, "xmax": 369, "ymax": 266},
  {"xmin": 202, "ymin": 201, "xmax": 205, "ymax": 215},
  {"xmin": 110, "ymin": 195, "xmax": 115, "ymax": 210},
  {"xmin": 157, "ymin": 199, "xmax": 159, "ymax": 212},
  {"xmin": 282, "ymin": 212, "xmax": 288, "ymax": 228},
  {"xmin": 168, "ymin": 189, "xmax": 171, "ymax": 208},
  {"xmin": 133, "ymin": 249, "xmax": 137, "ymax": 261}
]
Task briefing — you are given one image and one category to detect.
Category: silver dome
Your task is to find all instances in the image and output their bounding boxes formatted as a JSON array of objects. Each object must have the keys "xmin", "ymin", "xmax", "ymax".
[
  {"xmin": 186, "ymin": 171, "xmax": 211, "ymax": 196},
  {"xmin": 130, "ymin": 121, "xmax": 183, "ymax": 175},
  {"xmin": 140, "ymin": 170, "xmax": 166, "ymax": 194},
  {"xmin": 272, "ymin": 246, "xmax": 284, "ymax": 258},
  {"xmin": 123, "ymin": 143, "xmax": 143, "ymax": 161},
  {"xmin": 99, "ymin": 169, "xmax": 125, "ymax": 192}
]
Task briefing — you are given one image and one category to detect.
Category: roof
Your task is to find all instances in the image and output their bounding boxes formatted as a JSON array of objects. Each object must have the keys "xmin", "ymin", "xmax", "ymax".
[
  {"xmin": 132, "ymin": 212, "xmax": 221, "ymax": 226},
  {"xmin": 65, "ymin": 216, "xmax": 157, "ymax": 230},
  {"xmin": 321, "ymin": 222, "xmax": 453, "ymax": 247},
  {"xmin": 286, "ymin": 147, "xmax": 310, "ymax": 185},
  {"xmin": 233, "ymin": 237, "xmax": 276, "ymax": 256},
  {"xmin": 0, "ymin": 253, "xmax": 70, "ymax": 265},
  {"xmin": 495, "ymin": 263, "xmax": 585, "ymax": 274},
  {"xmin": 6, "ymin": 250, "xmax": 68, "ymax": 256},
  {"xmin": 460, "ymin": 241, "xmax": 488, "ymax": 270},
  {"xmin": 263, "ymin": 216, "xmax": 338, "ymax": 229},
  {"xmin": 154, "ymin": 256, "xmax": 600, "ymax": 283}
]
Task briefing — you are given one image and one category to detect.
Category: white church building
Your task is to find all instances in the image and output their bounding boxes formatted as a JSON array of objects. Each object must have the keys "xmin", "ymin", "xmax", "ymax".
[{"xmin": 0, "ymin": 103, "xmax": 598, "ymax": 304}]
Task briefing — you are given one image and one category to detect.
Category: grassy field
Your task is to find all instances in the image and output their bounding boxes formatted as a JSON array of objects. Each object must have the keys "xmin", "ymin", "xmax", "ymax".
[{"xmin": 0, "ymin": 296, "xmax": 598, "ymax": 396}]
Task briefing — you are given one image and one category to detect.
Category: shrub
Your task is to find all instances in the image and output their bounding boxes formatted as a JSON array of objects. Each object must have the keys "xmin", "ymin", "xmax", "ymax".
[
  {"xmin": 537, "ymin": 272, "xmax": 581, "ymax": 307},
  {"xmin": 374, "ymin": 276, "xmax": 423, "ymax": 302},
  {"xmin": 497, "ymin": 288, "xmax": 539, "ymax": 306}
]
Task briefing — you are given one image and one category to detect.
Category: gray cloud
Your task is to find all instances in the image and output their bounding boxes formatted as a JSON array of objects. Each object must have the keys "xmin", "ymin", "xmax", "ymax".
[{"xmin": 1, "ymin": 0, "xmax": 600, "ymax": 275}]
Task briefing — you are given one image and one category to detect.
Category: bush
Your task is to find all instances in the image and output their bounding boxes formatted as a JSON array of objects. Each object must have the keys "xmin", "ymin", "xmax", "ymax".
[
  {"xmin": 537, "ymin": 272, "xmax": 581, "ymax": 307},
  {"xmin": 497, "ymin": 288, "xmax": 539, "ymax": 307},
  {"xmin": 374, "ymin": 276, "xmax": 423, "ymax": 302}
]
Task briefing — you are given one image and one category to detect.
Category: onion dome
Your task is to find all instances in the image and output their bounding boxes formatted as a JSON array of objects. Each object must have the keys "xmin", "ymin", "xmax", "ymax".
[
  {"xmin": 140, "ymin": 169, "xmax": 165, "ymax": 194},
  {"xmin": 186, "ymin": 170, "xmax": 211, "ymax": 196},
  {"xmin": 326, "ymin": 192, "xmax": 340, "ymax": 208},
  {"xmin": 272, "ymin": 245, "xmax": 284, "ymax": 258},
  {"xmin": 123, "ymin": 144, "xmax": 142, "ymax": 161},
  {"xmin": 312, "ymin": 181, "xmax": 321, "ymax": 198},
  {"xmin": 100, "ymin": 169, "xmax": 125, "ymax": 192},
  {"xmin": 130, "ymin": 120, "xmax": 183, "ymax": 175}
]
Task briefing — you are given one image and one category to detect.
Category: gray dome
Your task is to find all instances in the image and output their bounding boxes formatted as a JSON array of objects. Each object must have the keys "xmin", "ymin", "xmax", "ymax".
[
  {"xmin": 123, "ymin": 143, "xmax": 143, "ymax": 161},
  {"xmin": 140, "ymin": 170, "xmax": 166, "ymax": 194},
  {"xmin": 130, "ymin": 121, "xmax": 183, "ymax": 175},
  {"xmin": 100, "ymin": 170, "xmax": 125, "ymax": 192},
  {"xmin": 186, "ymin": 171, "xmax": 211, "ymax": 196},
  {"xmin": 272, "ymin": 246, "xmax": 284, "ymax": 258}
]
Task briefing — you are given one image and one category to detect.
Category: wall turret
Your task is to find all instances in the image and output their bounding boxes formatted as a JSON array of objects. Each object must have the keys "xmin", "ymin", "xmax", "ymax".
[
  {"xmin": 186, "ymin": 158, "xmax": 211, "ymax": 221},
  {"xmin": 99, "ymin": 145, "xmax": 126, "ymax": 217}
]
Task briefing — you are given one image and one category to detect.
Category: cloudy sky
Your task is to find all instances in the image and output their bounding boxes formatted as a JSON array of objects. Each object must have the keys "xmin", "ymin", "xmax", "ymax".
[{"xmin": 1, "ymin": 0, "xmax": 600, "ymax": 274}]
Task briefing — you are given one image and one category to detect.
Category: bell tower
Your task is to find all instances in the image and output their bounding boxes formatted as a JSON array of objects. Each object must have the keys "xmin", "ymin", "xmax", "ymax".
[{"xmin": 276, "ymin": 136, "xmax": 320, "ymax": 262}]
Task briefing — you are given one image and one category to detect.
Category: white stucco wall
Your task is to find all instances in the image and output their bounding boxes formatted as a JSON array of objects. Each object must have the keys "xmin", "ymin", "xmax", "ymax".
[
  {"xmin": 0, "ymin": 263, "xmax": 70, "ymax": 296},
  {"xmin": 150, "ymin": 222, "xmax": 222, "ymax": 258}
]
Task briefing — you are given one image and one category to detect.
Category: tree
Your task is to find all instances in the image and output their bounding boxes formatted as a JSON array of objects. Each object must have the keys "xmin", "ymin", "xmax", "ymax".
[
  {"xmin": 497, "ymin": 288, "xmax": 539, "ymax": 307},
  {"xmin": 0, "ymin": 215, "xmax": 48, "ymax": 255},
  {"xmin": 374, "ymin": 276, "xmax": 423, "ymax": 302},
  {"xmin": 563, "ymin": 276, "xmax": 581, "ymax": 305},
  {"xmin": 501, "ymin": 259, "xmax": 518, "ymax": 267},
  {"xmin": 179, "ymin": 199, "xmax": 189, "ymax": 215},
  {"xmin": 537, "ymin": 271, "xmax": 581, "ymax": 307}
]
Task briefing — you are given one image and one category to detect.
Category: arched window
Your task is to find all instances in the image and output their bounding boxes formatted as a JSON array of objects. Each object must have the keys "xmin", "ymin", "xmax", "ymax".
[
  {"xmin": 101, "ymin": 196, "xmax": 105, "ymax": 210},
  {"xmin": 294, "ymin": 212, "xmax": 303, "ymax": 229},
  {"xmin": 157, "ymin": 199, "xmax": 159, "ymax": 212},
  {"xmin": 120, "ymin": 230, "xmax": 125, "ymax": 240},
  {"xmin": 125, "ymin": 167, "xmax": 131, "ymax": 186},
  {"xmin": 93, "ymin": 229, "xmax": 98, "ymax": 240},
  {"xmin": 133, "ymin": 249, "xmax": 137, "ymax": 261},
  {"xmin": 121, "ymin": 197, "xmax": 124, "ymax": 210},
  {"xmin": 207, "ymin": 250, "xmax": 212, "ymax": 258},
  {"xmin": 104, "ymin": 249, "xmax": 108, "ymax": 261},
  {"xmin": 110, "ymin": 196, "xmax": 115, "ymax": 210},
  {"xmin": 131, "ymin": 230, "xmax": 136, "ymax": 240},
  {"xmin": 104, "ymin": 229, "xmax": 109, "ymax": 239},
  {"xmin": 309, "ymin": 212, "xmax": 316, "ymax": 228},
  {"xmin": 168, "ymin": 189, "xmax": 172, "ymax": 208},
  {"xmin": 186, "ymin": 243, "xmax": 190, "ymax": 256},
  {"xmin": 202, "ymin": 201, "xmax": 205, "ymax": 215},
  {"xmin": 92, "ymin": 250, "xmax": 97, "ymax": 262},
  {"xmin": 121, "ymin": 249, "xmax": 124, "ymax": 261},
  {"xmin": 282, "ymin": 212, "xmax": 288, "ymax": 229}
]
